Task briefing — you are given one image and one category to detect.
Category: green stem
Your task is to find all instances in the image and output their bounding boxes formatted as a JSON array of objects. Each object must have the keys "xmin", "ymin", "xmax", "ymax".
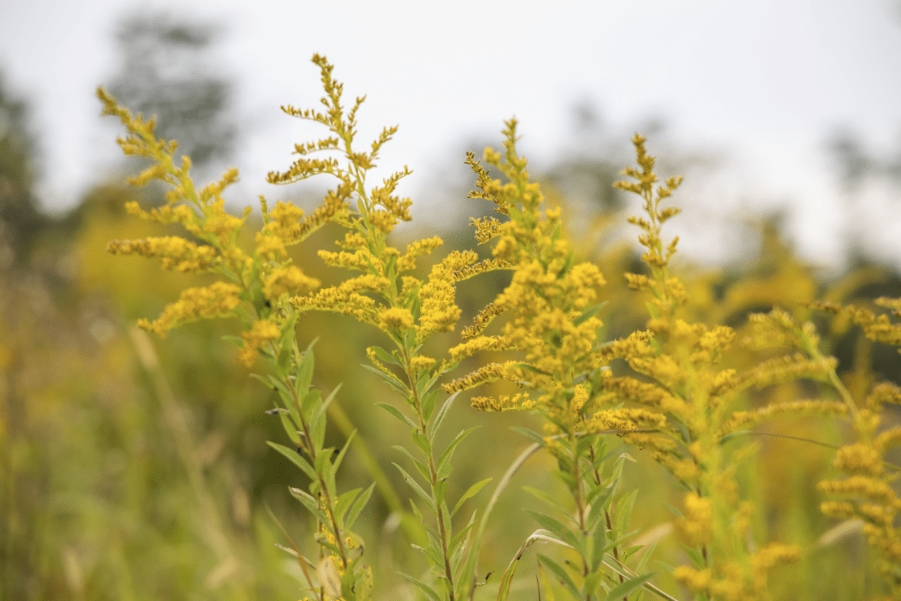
[{"xmin": 402, "ymin": 344, "xmax": 456, "ymax": 601}]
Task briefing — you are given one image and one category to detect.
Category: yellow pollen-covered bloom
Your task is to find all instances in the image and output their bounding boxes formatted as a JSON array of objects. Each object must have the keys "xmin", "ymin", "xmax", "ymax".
[
  {"xmin": 107, "ymin": 236, "xmax": 219, "ymax": 273},
  {"xmin": 263, "ymin": 266, "xmax": 320, "ymax": 300},
  {"xmin": 410, "ymin": 355, "xmax": 436, "ymax": 371},
  {"xmin": 677, "ymin": 493, "xmax": 713, "ymax": 547},
  {"xmin": 138, "ymin": 281, "xmax": 241, "ymax": 337},
  {"xmin": 237, "ymin": 319, "xmax": 281, "ymax": 366},
  {"xmin": 378, "ymin": 307, "xmax": 414, "ymax": 330}
]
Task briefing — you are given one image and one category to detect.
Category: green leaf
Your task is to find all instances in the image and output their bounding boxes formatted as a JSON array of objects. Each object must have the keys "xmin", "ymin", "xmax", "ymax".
[
  {"xmin": 281, "ymin": 311, "xmax": 299, "ymax": 345},
  {"xmin": 397, "ymin": 572, "xmax": 441, "ymax": 601},
  {"xmin": 310, "ymin": 403, "xmax": 326, "ymax": 451},
  {"xmin": 605, "ymin": 572, "xmax": 656, "ymax": 601},
  {"xmin": 375, "ymin": 402, "xmax": 417, "ymax": 429},
  {"xmin": 685, "ymin": 546, "xmax": 705, "ymax": 568},
  {"xmin": 221, "ymin": 334, "xmax": 244, "ymax": 348},
  {"xmin": 296, "ymin": 346, "xmax": 315, "ymax": 393},
  {"xmin": 403, "ymin": 328, "xmax": 417, "ymax": 353},
  {"xmin": 536, "ymin": 554, "xmax": 579, "ymax": 599},
  {"xmin": 276, "ymin": 407, "xmax": 302, "ymax": 445},
  {"xmin": 411, "ymin": 428, "xmax": 431, "ymax": 457},
  {"xmin": 616, "ymin": 489, "xmax": 639, "ymax": 535},
  {"xmin": 510, "ymin": 426, "xmax": 545, "ymax": 445},
  {"xmin": 316, "ymin": 383, "xmax": 342, "ymax": 421},
  {"xmin": 451, "ymin": 477, "xmax": 492, "ymax": 518},
  {"xmin": 432, "ymin": 392, "xmax": 459, "ymax": 436},
  {"xmin": 393, "ymin": 463, "xmax": 436, "ymax": 513},
  {"xmin": 361, "ymin": 364, "xmax": 408, "ymax": 395},
  {"xmin": 436, "ymin": 426, "xmax": 478, "ymax": 481},
  {"xmin": 268, "ymin": 441, "xmax": 317, "ymax": 481},
  {"xmin": 584, "ymin": 570, "xmax": 605, "ymax": 598},
  {"xmin": 421, "ymin": 390, "xmax": 438, "ymax": 423},
  {"xmin": 526, "ymin": 511, "xmax": 575, "ymax": 548},
  {"xmin": 449, "ymin": 512, "xmax": 476, "ymax": 553},
  {"xmin": 332, "ymin": 430, "xmax": 357, "ymax": 474},
  {"xmin": 415, "ymin": 369, "xmax": 430, "ymax": 396},
  {"xmin": 573, "ymin": 301, "xmax": 608, "ymax": 326},
  {"xmin": 522, "ymin": 486, "xmax": 570, "ymax": 516},
  {"xmin": 289, "ymin": 486, "xmax": 328, "ymax": 523},
  {"xmin": 434, "ymin": 478, "xmax": 448, "ymax": 506},
  {"xmin": 391, "ymin": 444, "xmax": 431, "ymax": 481},
  {"xmin": 369, "ymin": 345, "xmax": 401, "ymax": 367},
  {"xmin": 335, "ymin": 487, "xmax": 363, "ymax": 524},
  {"xmin": 345, "ymin": 483, "xmax": 375, "ymax": 531}
]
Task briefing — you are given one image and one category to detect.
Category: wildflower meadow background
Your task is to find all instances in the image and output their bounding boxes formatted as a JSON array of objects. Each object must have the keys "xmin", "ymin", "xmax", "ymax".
[{"xmin": 2, "ymin": 7, "xmax": 901, "ymax": 601}]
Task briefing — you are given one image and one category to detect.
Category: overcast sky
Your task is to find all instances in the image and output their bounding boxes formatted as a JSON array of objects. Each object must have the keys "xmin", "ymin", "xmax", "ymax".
[{"xmin": 2, "ymin": 0, "xmax": 901, "ymax": 268}]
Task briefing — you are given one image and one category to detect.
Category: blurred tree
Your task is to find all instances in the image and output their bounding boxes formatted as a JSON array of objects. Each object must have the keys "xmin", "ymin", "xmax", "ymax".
[
  {"xmin": 107, "ymin": 12, "xmax": 237, "ymax": 169},
  {"xmin": 0, "ymin": 74, "xmax": 48, "ymax": 266},
  {"xmin": 826, "ymin": 128, "xmax": 901, "ymax": 191}
]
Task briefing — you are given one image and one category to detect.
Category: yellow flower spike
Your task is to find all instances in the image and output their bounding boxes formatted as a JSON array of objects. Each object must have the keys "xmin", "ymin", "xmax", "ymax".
[
  {"xmin": 833, "ymin": 442, "xmax": 885, "ymax": 477},
  {"xmin": 377, "ymin": 307, "xmax": 414, "ymax": 331},
  {"xmin": 818, "ymin": 475, "xmax": 898, "ymax": 506},
  {"xmin": 447, "ymin": 335, "xmax": 516, "ymax": 362},
  {"xmin": 461, "ymin": 302, "xmax": 506, "ymax": 340},
  {"xmin": 471, "ymin": 393, "xmax": 533, "ymax": 412},
  {"xmin": 677, "ymin": 492, "xmax": 714, "ymax": 548},
  {"xmin": 263, "ymin": 266, "xmax": 320, "ymax": 300},
  {"xmin": 107, "ymin": 236, "xmax": 219, "ymax": 273},
  {"xmin": 138, "ymin": 281, "xmax": 242, "ymax": 337},
  {"xmin": 318, "ymin": 248, "xmax": 379, "ymax": 273},
  {"xmin": 442, "ymin": 361, "xmax": 517, "ymax": 394},
  {"xmin": 410, "ymin": 356, "xmax": 436, "ymax": 372},
  {"xmin": 417, "ymin": 251, "xmax": 477, "ymax": 339}
]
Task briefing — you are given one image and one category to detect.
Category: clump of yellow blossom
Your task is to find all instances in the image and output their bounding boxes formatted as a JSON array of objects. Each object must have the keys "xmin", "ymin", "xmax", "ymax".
[{"xmin": 138, "ymin": 281, "xmax": 241, "ymax": 337}]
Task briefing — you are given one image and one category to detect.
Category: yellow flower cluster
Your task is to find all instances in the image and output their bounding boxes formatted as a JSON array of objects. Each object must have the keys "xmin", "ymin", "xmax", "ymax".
[
  {"xmin": 808, "ymin": 298, "xmax": 901, "ymax": 347},
  {"xmin": 107, "ymin": 236, "xmax": 219, "ymax": 273},
  {"xmin": 454, "ymin": 120, "xmax": 607, "ymax": 425},
  {"xmin": 470, "ymin": 393, "xmax": 534, "ymax": 412},
  {"xmin": 292, "ymin": 275, "xmax": 389, "ymax": 324},
  {"xmin": 677, "ymin": 492, "xmax": 714, "ymax": 547},
  {"xmin": 447, "ymin": 335, "xmax": 516, "ymax": 362},
  {"xmin": 137, "ymin": 281, "xmax": 242, "ymax": 337},
  {"xmin": 396, "ymin": 236, "xmax": 444, "ymax": 273},
  {"xmin": 378, "ymin": 307, "xmax": 414, "ymax": 331},
  {"xmin": 818, "ymin": 379, "xmax": 901, "ymax": 588},
  {"xmin": 237, "ymin": 319, "xmax": 281, "ymax": 367},
  {"xmin": 263, "ymin": 266, "xmax": 320, "ymax": 300},
  {"xmin": 674, "ymin": 543, "xmax": 800, "ymax": 601},
  {"xmin": 417, "ymin": 251, "xmax": 477, "ymax": 340}
]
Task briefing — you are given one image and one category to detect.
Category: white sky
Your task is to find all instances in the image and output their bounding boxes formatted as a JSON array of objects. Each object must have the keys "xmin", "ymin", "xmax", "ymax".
[{"xmin": 2, "ymin": 0, "xmax": 901, "ymax": 268}]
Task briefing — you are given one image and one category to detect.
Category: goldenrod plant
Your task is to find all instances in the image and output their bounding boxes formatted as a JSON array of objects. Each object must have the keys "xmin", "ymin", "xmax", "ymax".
[{"xmin": 97, "ymin": 54, "xmax": 901, "ymax": 601}]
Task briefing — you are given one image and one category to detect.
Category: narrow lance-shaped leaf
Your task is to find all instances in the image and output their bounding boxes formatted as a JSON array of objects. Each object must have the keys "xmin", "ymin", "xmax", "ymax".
[
  {"xmin": 451, "ymin": 477, "xmax": 492, "ymax": 518},
  {"xmin": 345, "ymin": 482, "xmax": 376, "ymax": 532},
  {"xmin": 268, "ymin": 441, "xmax": 318, "ymax": 481},
  {"xmin": 376, "ymin": 401, "xmax": 417, "ymax": 429},
  {"xmin": 436, "ymin": 426, "xmax": 479, "ymax": 481},
  {"xmin": 604, "ymin": 572, "xmax": 657, "ymax": 601}
]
